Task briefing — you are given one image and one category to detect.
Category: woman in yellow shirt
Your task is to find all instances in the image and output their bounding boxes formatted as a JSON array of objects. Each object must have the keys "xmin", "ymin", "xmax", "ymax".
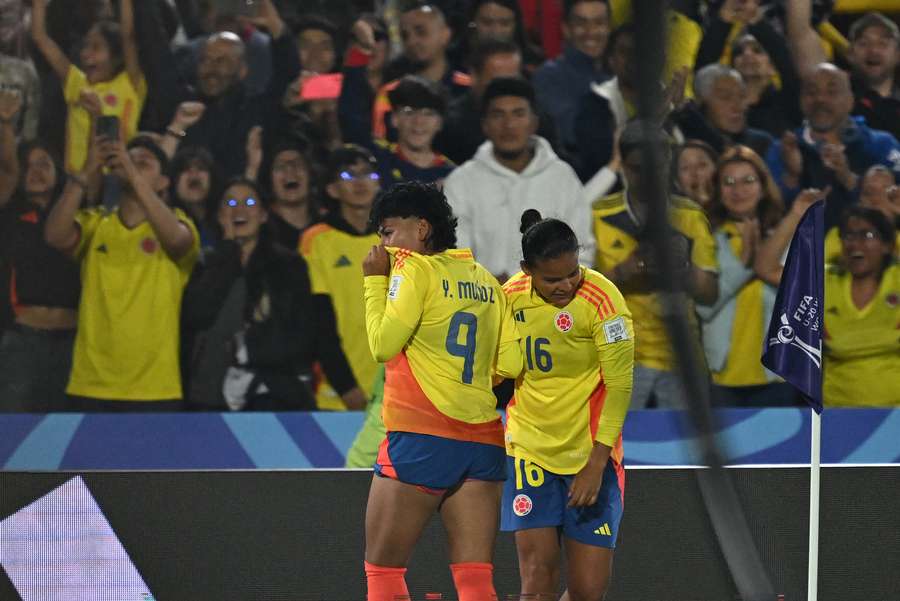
[
  {"xmin": 697, "ymin": 145, "xmax": 797, "ymax": 406},
  {"xmin": 502, "ymin": 209, "xmax": 633, "ymax": 601},
  {"xmin": 824, "ymin": 206, "xmax": 900, "ymax": 406}
]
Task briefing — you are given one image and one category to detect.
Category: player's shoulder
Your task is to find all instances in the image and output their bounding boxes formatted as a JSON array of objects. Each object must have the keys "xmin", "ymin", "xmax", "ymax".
[
  {"xmin": 299, "ymin": 222, "xmax": 335, "ymax": 254},
  {"xmin": 502, "ymin": 272, "xmax": 532, "ymax": 296},
  {"xmin": 573, "ymin": 268, "xmax": 625, "ymax": 319},
  {"xmin": 591, "ymin": 191, "xmax": 626, "ymax": 215}
]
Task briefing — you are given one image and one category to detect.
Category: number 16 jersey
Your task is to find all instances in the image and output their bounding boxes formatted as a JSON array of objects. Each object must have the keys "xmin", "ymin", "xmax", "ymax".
[{"xmin": 364, "ymin": 247, "xmax": 523, "ymax": 447}]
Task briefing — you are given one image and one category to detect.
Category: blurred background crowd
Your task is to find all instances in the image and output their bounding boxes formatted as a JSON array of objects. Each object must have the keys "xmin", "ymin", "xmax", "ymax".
[{"xmin": 0, "ymin": 0, "xmax": 897, "ymax": 415}]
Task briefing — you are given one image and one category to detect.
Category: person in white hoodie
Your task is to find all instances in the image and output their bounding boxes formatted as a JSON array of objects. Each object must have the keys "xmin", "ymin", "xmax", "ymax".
[{"xmin": 444, "ymin": 76, "xmax": 593, "ymax": 282}]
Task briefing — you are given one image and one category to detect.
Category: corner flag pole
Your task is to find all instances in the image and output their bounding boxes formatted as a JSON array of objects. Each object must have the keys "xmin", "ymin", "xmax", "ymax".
[{"xmin": 808, "ymin": 409, "xmax": 821, "ymax": 601}]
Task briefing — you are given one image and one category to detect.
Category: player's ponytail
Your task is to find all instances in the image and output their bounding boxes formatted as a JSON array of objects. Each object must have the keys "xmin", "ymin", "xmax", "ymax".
[{"xmin": 520, "ymin": 209, "xmax": 579, "ymax": 268}]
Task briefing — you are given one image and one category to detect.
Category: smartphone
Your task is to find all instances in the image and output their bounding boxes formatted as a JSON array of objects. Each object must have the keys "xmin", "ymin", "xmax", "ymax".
[
  {"xmin": 96, "ymin": 115, "xmax": 120, "ymax": 141},
  {"xmin": 212, "ymin": 0, "xmax": 259, "ymax": 17},
  {"xmin": 300, "ymin": 73, "xmax": 343, "ymax": 101}
]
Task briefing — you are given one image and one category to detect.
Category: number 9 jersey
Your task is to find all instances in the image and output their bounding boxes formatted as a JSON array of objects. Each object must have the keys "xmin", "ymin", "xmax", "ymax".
[
  {"xmin": 364, "ymin": 247, "xmax": 523, "ymax": 447},
  {"xmin": 503, "ymin": 268, "xmax": 634, "ymax": 473}
]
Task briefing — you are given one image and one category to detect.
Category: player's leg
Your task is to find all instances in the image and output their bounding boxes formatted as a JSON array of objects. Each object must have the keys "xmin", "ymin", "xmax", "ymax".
[
  {"xmin": 559, "ymin": 540, "xmax": 614, "ymax": 601},
  {"xmin": 440, "ymin": 478, "xmax": 503, "ymax": 601},
  {"xmin": 515, "ymin": 527, "xmax": 561, "ymax": 599}
]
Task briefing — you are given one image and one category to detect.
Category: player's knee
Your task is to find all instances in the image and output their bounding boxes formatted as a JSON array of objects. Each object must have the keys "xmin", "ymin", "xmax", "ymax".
[
  {"xmin": 519, "ymin": 559, "xmax": 559, "ymax": 592},
  {"xmin": 566, "ymin": 577, "xmax": 609, "ymax": 601}
]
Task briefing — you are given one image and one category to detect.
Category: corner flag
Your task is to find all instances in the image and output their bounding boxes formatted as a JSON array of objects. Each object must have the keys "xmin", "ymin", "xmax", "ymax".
[{"xmin": 762, "ymin": 200, "xmax": 825, "ymax": 413}]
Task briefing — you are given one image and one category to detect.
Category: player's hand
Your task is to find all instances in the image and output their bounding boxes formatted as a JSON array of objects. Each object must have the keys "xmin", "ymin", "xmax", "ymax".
[
  {"xmin": 171, "ymin": 101, "xmax": 206, "ymax": 132},
  {"xmin": 735, "ymin": 217, "xmax": 760, "ymax": 266},
  {"xmin": 79, "ymin": 90, "xmax": 103, "ymax": 118},
  {"xmin": 363, "ymin": 244, "xmax": 391, "ymax": 276},
  {"xmin": 791, "ymin": 186, "xmax": 830, "ymax": 218},
  {"xmin": 351, "ymin": 18, "xmax": 376, "ymax": 53},
  {"xmin": 341, "ymin": 387, "xmax": 369, "ymax": 410},
  {"xmin": 568, "ymin": 444, "xmax": 611, "ymax": 507},
  {"xmin": 820, "ymin": 143, "xmax": 858, "ymax": 190}
]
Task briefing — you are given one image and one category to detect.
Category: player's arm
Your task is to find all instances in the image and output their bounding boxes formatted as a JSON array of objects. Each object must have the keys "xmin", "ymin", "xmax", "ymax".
[
  {"xmin": 119, "ymin": 0, "xmax": 143, "ymax": 89},
  {"xmin": 363, "ymin": 245, "xmax": 424, "ymax": 362},
  {"xmin": 494, "ymin": 290, "xmax": 524, "ymax": 380},
  {"xmin": 30, "ymin": 0, "xmax": 72, "ymax": 83},
  {"xmin": 591, "ymin": 313, "xmax": 635, "ymax": 448}
]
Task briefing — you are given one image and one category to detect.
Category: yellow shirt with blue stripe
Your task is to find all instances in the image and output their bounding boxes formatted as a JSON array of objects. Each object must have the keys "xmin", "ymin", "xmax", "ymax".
[{"xmin": 502, "ymin": 268, "xmax": 634, "ymax": 474}]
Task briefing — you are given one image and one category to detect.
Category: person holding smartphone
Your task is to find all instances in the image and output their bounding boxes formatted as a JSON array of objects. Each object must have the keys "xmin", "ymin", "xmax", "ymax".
[{"xmin": 44, "ymin": 132, "xmax": 200, "ymax": 411}]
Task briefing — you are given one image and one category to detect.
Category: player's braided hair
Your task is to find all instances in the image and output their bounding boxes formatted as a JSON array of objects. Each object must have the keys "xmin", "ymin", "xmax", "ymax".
[
  {"xmin": 369, "ymin": 181, "xmax": 458, "ymax": 252},
  {"xmin": 520, "ymin": 209, "xmax": 579, "ymax": 267}
]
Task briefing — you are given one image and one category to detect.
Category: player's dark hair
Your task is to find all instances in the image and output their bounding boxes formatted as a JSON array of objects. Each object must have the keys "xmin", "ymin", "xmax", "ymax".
[
  {"xmin": 290, "ymin": 14, "xmax": 338, "ymax": 40},
  {"xmin": 369, "ymin": 181, "xmax": 458, "ymax": 252},
  {"xmin": 467, "ymin": 37, "xmax": 521, "ymax": 74},
  {"xmin": 520, "ymin": 209, "xmax": 579, "ymax": 267},
  {"xmin": 480, "ymin": 76, "xmax": 536, "ymax": 117},
  {"xmin": 563, "ymin": 0, "xmax": 610, "ymax": 21}
]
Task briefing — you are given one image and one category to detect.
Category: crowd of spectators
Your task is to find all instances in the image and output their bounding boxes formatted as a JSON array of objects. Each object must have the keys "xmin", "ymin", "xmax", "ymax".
[{"xmin": 0, "ymin": 0, "xmax": 898, "ymax": 414}]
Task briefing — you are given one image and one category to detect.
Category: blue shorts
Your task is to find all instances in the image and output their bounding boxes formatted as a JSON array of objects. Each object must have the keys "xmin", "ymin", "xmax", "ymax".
[
  {"xmin": 374, "ymin": 432, "xmax": 507, "ymax": 495},
  {"xmin": 500, "ymin": 455, "xmax": 624, "ymax": 548}
]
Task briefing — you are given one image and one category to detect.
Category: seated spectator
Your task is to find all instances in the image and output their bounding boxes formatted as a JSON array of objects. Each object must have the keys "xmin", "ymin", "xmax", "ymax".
[
  {"xmin": 444, "ymin": 77, "xmax": 593, "ymax": 281},
  {"xmin": 170, "ymin": 145, "xmax": 221, "ymax": 252},
  {"xmin": 340, "ymin": 73, "xmax": 454, "ymax": 187},
  {"xmin": 0, "ymin": 95, "xmax": 79, "ymax": 412},
  {"xmin": 694, "ymin": 0, "xmax": 802, "ymax": 137},
  {"xmin": 259, "ymin": 138, "xmax": 320, "ymax": 250},
  {"xmin": 824, "ymin": 165, "xmax": 900, "ymax": 263},
  {"xmin": 30, "ymin": 0, "xmax": 145, "ymax": 173},
  {"xmin": 765, "ymin": 63, "xmax": 900, "ymax": 231},
  {"xmin": 434, "ymin": 38, "xmax": 560, "ymax": 166},
  {"xmin": 299, "ymin": 145, "xmax": 380, "ymax": 411},
  {"xmin": 455, "ymin": 0, "xmax": 543, "ymax": 73},
  {"xmin": 181, "ymin": 178, "xmax": 362, "ymax": 411},
  {"xmin": 674, "ymin": 140, "xmax": 718, "ymax": 211},
  {"xmin": 787, "ymin": 0, "xmax": 900, "ymax": 141},
  {"xmin": 533, "ymin": 0, "xmax": 611, "ymax": 158},
  {"xmin": 292, "ymin": 15, "xmax": 338, "ymax": 74},
  {"xmin": 372, "ymin": 3, "xmax": 471, "ymax": 141},
  {"xmin": 44, "ymin": 134, "xmax": 199, "ymax": 411},
  {"xmin": 695, "ymin": 146, "xmax": 797, "ymax": 407},
  {"xmin": 823, "ymin": 207, "xmax": 900, "ymax": 406},
  {"xmin": 593, "ymin": 121, "xmax": 718, "ymax": 408},
  {"xmin": 675, "ymin": 64, "xmax": 773, "ymax": 158}
]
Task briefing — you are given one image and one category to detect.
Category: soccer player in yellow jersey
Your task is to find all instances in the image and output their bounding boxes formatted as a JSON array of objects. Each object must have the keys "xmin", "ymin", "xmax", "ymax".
[
  {"xmin": 501, "ymin": 209, "xmax": 634, "ymax": 601},
  {"xmin": 361, "ymin": 182, "xmax": 522, "ymax": 601},
  {"xmin": 823, "ymin": 207, "xmax": 900, "ymax": 406}
]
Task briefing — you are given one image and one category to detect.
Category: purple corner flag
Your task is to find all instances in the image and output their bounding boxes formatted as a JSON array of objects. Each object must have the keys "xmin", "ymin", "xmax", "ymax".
[{"xmin": 762, "ymin": 201, "xmax": 825, "ymax": 413}]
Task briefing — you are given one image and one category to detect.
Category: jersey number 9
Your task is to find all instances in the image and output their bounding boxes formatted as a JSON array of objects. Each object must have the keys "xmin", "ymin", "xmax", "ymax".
[{"xmin": 445, "ymin": 311, "xmax": 478, "ymax": 384}]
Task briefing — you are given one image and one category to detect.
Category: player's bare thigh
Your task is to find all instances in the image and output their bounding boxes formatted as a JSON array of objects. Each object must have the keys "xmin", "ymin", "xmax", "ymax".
[
  {"xmin": 365, "ymin": 474, "xmax": 443, "ymax": 566},
  {"xmin": 440, "ymin": 479, "xmax": 503, "ymax": 564},
  {"xmin": 515, "ymin": 527, "xmax": 561, "ymax": 598}
]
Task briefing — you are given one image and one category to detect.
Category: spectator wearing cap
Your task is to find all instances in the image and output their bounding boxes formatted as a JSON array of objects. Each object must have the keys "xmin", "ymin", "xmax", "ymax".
[
  {"xmin": 444, "ymin": 77, "xmax": 593, "ymax": 281},
  {"xmin": 181, "ymin": 177, "xmax": 362, "ymax": 411},
  {"xmin": 299, "ymin": 145, "xmax": 380, "ymax": 411},
  {"xmin": 786, "ymin": 1, "xmax": 900, "ymax": 141},
  {"xmin": 45, "ymin": 134, "xmax": 200, "ymax": 411},
  {"xmin": 695, "ymin": 0, "xmax": 803, "ymax": 138},
  {"xmin": 674, "ymin": 64, "xmax": 773, "ymax": 158},
  {"xmin": 372, "ymin": 3, "xmax": 472, "ymax": 142},
  {"xmin": 340, "ymin": 72, "xmax": 454, "ymax": 188}
]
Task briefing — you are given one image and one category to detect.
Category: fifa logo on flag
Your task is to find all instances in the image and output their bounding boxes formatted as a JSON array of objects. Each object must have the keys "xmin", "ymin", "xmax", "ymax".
[{"xmin": 768, "ymin": 312, "xmax": 821, "ymax": 368}]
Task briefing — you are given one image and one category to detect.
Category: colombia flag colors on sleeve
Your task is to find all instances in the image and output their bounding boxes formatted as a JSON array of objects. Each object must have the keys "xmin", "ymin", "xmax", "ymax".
[
  {"xmin": 503, "ymin": 268, "xmax": 634, "ymax": 474},
  {"xmin": 364, "ymin": 247, "xmax": 522, "ymax": 447}
]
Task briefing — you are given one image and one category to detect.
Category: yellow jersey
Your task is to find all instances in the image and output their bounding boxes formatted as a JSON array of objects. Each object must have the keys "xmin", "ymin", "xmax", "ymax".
[
  {"xmin": 64, "ymin": 66, "xmax": 147, "ymax": 173},
  {"xmin": 592, "ymin": 192, "xmax": 718, "ymax": 371},
  {"xmin": 503, "ymin": 269, "xmax": 633, "ymax": 474},
  {"xmin": 300, "ymin": 217, "xmax": 380, "ymax": 410},
  {"xmin": 823, "ymin": 263, "xmax": 900, "ymax": 407},
  {"xmin": 364, "ymin": 247, "xmax": 522, "ymax": 446},
  {"xmin": 67, "ymin": 207, "xmax": 199, "ymax": 400},
  {"xmin": 712, "ymin": 221, "xmax": 771, "ymax": 387}
]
